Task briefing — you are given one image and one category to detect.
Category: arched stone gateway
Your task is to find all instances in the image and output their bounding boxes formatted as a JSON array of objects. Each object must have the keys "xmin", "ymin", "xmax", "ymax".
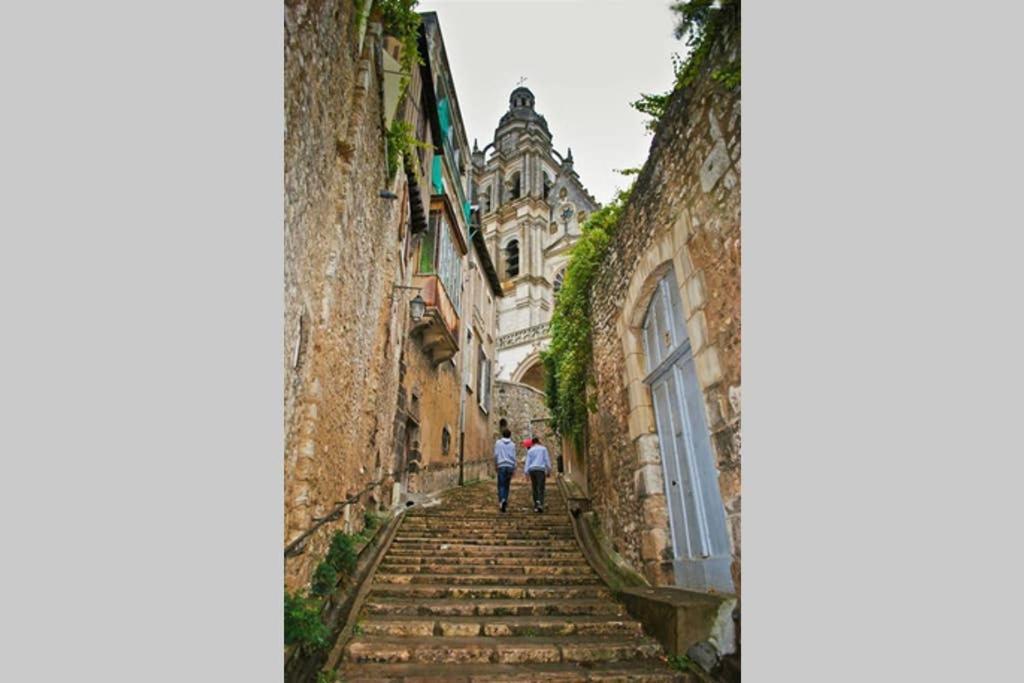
[{"xmin": 511, "ymin": 353, "xmax": 546, "ymax": 391}]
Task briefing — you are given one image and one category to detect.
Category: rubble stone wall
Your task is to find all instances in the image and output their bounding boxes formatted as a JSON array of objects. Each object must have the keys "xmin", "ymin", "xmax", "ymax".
[
  {"xmin": 284, "ymin": 1, "xmax": 405, "ymax": 590},
  {"xmin": 585, "ymin": 25, "xmax": 741, "ymax": 592}
]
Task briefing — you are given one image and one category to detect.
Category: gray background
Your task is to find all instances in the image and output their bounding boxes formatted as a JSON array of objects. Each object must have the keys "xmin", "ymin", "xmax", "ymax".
[{"xmin": 1, "ymin": 1, "xmax": 1022, "ymax": 681}]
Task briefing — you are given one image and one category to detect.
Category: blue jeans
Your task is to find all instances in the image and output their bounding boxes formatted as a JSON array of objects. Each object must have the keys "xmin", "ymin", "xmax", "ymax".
[{"xmin": 496, "ymin": 466, "xmax": 514, "ymax": 504}]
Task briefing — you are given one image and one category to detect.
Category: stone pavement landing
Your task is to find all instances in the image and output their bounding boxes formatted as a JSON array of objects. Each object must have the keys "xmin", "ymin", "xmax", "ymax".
[{"xmin": 334, "ymin": 480, "xmax": 685, "ymax": 681}]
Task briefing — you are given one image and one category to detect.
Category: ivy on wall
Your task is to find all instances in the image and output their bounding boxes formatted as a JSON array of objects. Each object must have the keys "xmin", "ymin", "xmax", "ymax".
[{"xmin": 542, "ymin": 188, "xmax": 632, "ymax": 447}]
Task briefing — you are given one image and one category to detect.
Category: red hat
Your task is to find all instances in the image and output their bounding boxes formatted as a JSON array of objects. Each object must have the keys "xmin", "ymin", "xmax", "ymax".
[{"xmin": 522, "ymin": 438, "xmax": 533, "ymax": 448}]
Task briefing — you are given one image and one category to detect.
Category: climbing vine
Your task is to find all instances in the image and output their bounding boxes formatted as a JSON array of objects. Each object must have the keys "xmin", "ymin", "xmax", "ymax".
[
  {"xmin": 376, "ymin": 0, "xmax": 425, "ymax": 92},
  {"xmin": 385, "ymin": 118, "xmax": 428, "ymax": 180},
  {"xmin": 631, "ymin": 0, "xmax": 741, "ymax": 132},
  {"xmin": 541, "ymin": 188, "xmax": 632, "ymax": 447}
]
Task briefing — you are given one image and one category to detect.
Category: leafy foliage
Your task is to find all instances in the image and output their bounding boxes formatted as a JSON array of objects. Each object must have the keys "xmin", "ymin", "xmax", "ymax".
[
  {"xmin": 364, "ymin": 508, "xmax": 385, "ymax": 531},
  {"xmin": 284, "ymin": 591, "xmax": 330, "ymax": 650},
  {"xmin": 377, "ymin": 0, "xmax": 425, "ymax": 90},
  {"xmin": 541, "ymin": 188, "xmax": 633, "ymax": 447},
  {"xmin": 667, "ymin": 653, "xmax": 694, "ymax": 672},
  {"xmin": 310, "ymin": 560, "xmax": 338, "ymax": 597},
  {"xmin": 316, "ymin": 671, "xmax": 339, "ymax": 683},
  {"xmin": 326, "ymin": 530, "xmax": 359, "ymax": 575},
  {"xmin": 631, "ymin": 0, "xmax": 740, "ymax": 132},
  {"xmin": 386, "ymin": 116, "xmax": 431, "ymax": 181}
]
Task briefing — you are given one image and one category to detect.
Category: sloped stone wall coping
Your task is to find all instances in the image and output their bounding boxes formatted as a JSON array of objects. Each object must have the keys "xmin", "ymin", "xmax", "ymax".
[{"xmin": 556, "ymin": 476, "xmax": 736, "ymax": 659}]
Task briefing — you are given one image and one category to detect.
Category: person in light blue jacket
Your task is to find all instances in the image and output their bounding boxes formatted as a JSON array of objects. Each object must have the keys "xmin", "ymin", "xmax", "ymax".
[
  {"xmin": 525, "ymin": 436, "xmax": 552, "ymax": 513},
  {"xmin": 493, "ymin": 428, "xmax": 517, "ymax": 513}
]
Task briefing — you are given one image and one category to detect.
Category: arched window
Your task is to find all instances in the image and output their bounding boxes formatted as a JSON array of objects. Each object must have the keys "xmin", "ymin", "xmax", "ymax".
[
  {"xmin": 505, "ymin": 239, "xmax": 520, "ymax": 279},
  {"xmin": 543, "ymin": 173, "xmax": 553, "ymax": 200},
  {"xmin": 508, "ymin": 172, "xmax": 521, "ymax": 201},
  {"xmin": 479, "ymin": 186, "xmax": 491, "ymax": 214},
  {"xmin": 553, "ymin": 268, "xmax": 566, "ymax": 296}
]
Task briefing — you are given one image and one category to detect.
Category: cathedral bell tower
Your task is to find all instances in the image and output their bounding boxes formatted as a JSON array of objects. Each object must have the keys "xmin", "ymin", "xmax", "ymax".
[{"xmin": 473, "ymin": 87, "xmax": 599, "ymax": 389}]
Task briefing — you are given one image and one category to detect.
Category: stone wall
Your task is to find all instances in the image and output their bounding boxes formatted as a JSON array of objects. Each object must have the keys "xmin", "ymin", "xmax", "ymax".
[
  {"xmin": 585, "ymin": 23, "xmax": 741, "ymax": 593},
  {"xmin": 492, "ymin": 380, "xmax": 562, "ymax": 471},
  {"xmin": 283, "ymin": 1, "xmax": 405, "ymax": 591}
]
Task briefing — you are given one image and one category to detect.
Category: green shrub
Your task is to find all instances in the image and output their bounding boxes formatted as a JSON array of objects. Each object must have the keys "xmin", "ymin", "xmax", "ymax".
[
  {"xmin": 667, "ymin": 654, "xmax": 694, "ymax": 671},
  {"xmin": 364, "ymin": 508, "xmax": 384, "ymax": 531},
  {"xmin": 284, "ymin": 591, "xmax": 329, "ymax": 650},
  {"xmin": 326, "ymin": 531, "xmax": 358, "ymax": 575},
  {"xmin": 310, "ymin": 560, "xmax": 338, "ymax": 597}
]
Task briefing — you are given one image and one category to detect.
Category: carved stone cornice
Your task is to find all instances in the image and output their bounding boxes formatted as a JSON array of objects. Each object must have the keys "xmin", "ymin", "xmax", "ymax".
[{"xmin": 497, "ymin": 322, "xmax": 550, "ymax": 350}]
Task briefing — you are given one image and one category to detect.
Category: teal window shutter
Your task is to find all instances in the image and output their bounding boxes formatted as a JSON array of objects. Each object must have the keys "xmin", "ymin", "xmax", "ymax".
[
  {"xmin": 438, "ymin": 98, "xmax": 451, "ymax": 139},
  {"xmin": 431, "ymin": 156, "xmax": 443, "ymax": 194}
]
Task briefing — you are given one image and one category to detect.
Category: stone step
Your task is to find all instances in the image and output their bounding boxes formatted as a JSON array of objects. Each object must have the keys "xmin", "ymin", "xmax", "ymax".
[
  {"xmin": 381, "ymin": 555, "xmax": 591, "ymax": 567},
  {"xmin": 343, "ymin": 634, "xmax": 664, "ymax": 665},
  {"xmin": 395, "ymin": 530, "xmax": 576, "ymax": 539},
  {"xmin": 385, "ymin": 547, "xmax": 585, "ymax": 560},
  {"xmin": 401, "ymin": 520, "xmax": 570, "ymax": 528},
  {"xmin": 389, "ymin": 538, "xmax": 580, "ymax": 549},
  {"xmin": 367, "ymin": 584, "xmax": 612, "ymax": 601},
  {"xmin": 364, "ymin": 597, "xmax": 625, "ymax": 618},
  {"xmin": 373, "ymin": 572, "xmax": 600, "ymax": 586},
  {"xmin": 337, "ymin": 660, "xmax": 685, "ymax": 682},
  {"xmin": 358, "ymin": 614, "xmax": 644, "ymax": 638},
  {"xmin": 377, "ymin": 563, "xmax": 596, "ymax": 576},
  {"xmin": 411, "ymin": 507, "xmax": 566, "ymax": 516}
]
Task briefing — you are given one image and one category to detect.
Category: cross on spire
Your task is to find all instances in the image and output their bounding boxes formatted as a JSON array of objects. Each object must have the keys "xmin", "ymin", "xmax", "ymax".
[{"xmin": 516, "ymin": 76, "xmax": 528, "ymax": 87}]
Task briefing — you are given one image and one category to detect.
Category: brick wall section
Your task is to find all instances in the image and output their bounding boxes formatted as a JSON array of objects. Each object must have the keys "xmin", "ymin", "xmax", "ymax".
[
  {"xmin": 585, "ymin": 26, "xmax": 741, "ymax": 592},
  {"xmin": 284, "ymin": 1, "xmax": 405, "ymax": 590}
]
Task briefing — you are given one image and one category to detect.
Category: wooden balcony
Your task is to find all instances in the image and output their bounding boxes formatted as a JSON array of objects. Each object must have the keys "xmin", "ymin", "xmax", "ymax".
[{"xmin": 409, "ymin": 274, "xmax": 460, "ymax": 365}]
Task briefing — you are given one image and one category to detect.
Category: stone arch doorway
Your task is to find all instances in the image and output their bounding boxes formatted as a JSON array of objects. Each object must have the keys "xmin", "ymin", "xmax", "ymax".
[
  {"xmin": 512, "ymin": 353, "xmax": 545, "ymax": 392},
  {"xmin": 638, "ymin": 267, "xmax": 732, "ymax": 593}
]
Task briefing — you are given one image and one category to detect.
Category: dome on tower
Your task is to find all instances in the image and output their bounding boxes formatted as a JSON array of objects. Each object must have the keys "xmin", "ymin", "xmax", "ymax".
[
  {"xmin": 509, "ymin": 87, "xmax": 535, "ymax": 110},
  {"xmin": 498, "ymin": 86, "xmax": 549, "ymax": 136}
]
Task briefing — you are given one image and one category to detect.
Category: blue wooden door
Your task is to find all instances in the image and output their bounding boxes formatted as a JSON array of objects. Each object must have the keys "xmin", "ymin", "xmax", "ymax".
[{"xmin": 643, "ymin": 271, "xmax": 733, "ymax": 593}]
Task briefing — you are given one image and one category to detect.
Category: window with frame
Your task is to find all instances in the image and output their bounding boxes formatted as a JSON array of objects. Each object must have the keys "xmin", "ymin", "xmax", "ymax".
[
  {"xmin": 508, "ymin": 172, "xmax": 521, "ymax": 200},
  {"xmin": 421, "ymin": 210, "xmax": 463, "ymax": 315}
]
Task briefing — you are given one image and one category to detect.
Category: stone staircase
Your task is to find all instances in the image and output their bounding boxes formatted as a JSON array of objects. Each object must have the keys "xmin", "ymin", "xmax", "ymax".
[{"xmin": 336, "ymin": 480, "xmax": 684, "ymax": 681}]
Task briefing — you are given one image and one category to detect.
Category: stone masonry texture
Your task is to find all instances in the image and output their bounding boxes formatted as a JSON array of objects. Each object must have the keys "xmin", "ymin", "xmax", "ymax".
[
  {"xmin": 284, "ymin": 0, "xmax": 406, "ymax": 590},
  {"xmin": 492, "ymin": 380, "xmax": 562, "ymax": 472},
  {"xmin": 585, "ymin": 24, "xmax": 741, "ymax": 593}
]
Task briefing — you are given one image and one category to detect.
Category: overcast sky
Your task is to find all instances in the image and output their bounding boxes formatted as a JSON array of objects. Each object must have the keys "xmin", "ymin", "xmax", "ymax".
[{"xmin": 416, "ymin": 0, "xmax": 684, "ymax": 206}]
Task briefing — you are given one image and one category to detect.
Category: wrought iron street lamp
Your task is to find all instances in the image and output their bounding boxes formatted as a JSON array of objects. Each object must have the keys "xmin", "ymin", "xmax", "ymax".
[{"xmin": 409, "ymin": 294, "xmax": 426, "ymax": 322}]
